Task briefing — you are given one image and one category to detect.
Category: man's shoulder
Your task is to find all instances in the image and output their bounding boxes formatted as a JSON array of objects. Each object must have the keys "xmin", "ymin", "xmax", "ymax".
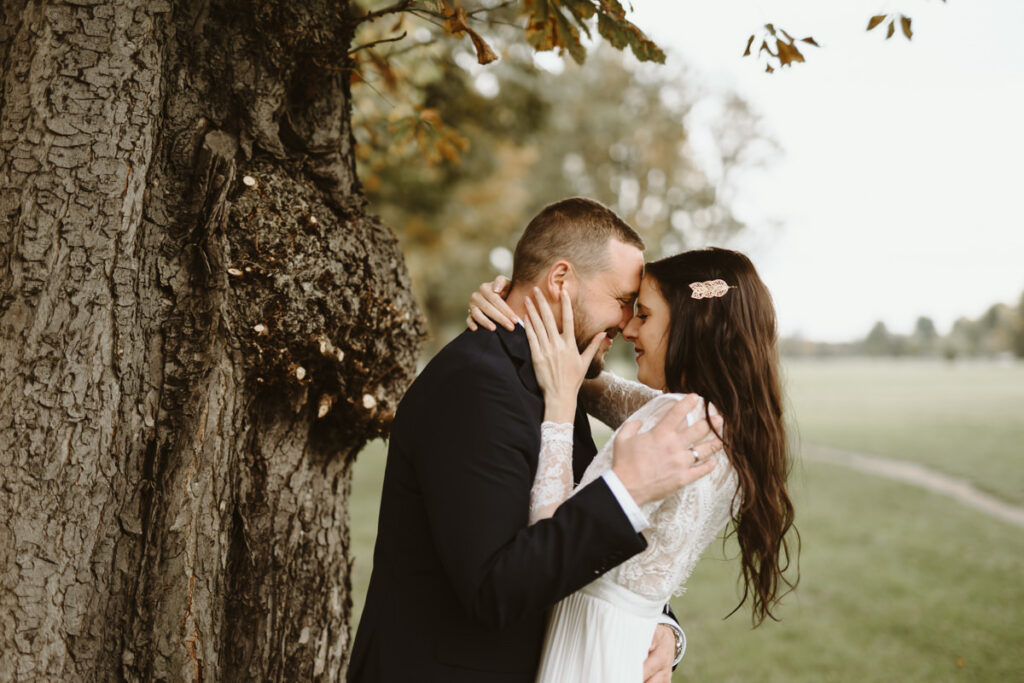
[
  {"xmin": 400, "ymin": 329, "xmax": 520, "ymax": 409},
  {"xmin": 395, "ymin": 328, "xmax": 536, "ymax": 430},
  {"xmin": 424, "ymin": 328, "xmax": 515, "ymax": 378}
]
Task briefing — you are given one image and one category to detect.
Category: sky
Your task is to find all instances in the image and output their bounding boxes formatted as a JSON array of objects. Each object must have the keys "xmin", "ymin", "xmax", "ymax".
[{"xmin": 623, "ymin": 0, "xmax": 1024, "ymax": 342}]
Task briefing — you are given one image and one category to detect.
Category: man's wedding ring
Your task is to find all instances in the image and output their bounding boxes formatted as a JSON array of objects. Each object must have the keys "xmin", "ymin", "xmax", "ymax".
[{"xmin": 691, "ymin": 448, "xmax": 700, "ymax": 463}]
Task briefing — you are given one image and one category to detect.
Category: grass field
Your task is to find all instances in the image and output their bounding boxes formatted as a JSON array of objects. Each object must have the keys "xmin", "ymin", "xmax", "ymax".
[
  {"xmin": 781, "ymin": 358, "xmax": 1024, "ymax": 505},
  {"xmin": 348, "ymin": 359, "xmax": 1024, "ymax": 681}
]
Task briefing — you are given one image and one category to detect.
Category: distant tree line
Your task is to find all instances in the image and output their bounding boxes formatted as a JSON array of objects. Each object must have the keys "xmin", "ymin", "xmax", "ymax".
[{"xmin": 781, "ymin": 290, "xmax": 1024, "ymax": 360}]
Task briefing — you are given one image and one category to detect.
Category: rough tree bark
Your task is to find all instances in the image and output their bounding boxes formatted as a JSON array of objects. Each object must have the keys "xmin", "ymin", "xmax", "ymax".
[{"xmin": 0, "ymin": 0, "xmax": 423, "ymax": 680}]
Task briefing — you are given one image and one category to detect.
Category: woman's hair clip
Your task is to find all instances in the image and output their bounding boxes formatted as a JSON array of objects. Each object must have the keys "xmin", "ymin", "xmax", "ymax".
[{"xmin": 689, "ymin": 279, "xmax": 732, "ymax": 299}]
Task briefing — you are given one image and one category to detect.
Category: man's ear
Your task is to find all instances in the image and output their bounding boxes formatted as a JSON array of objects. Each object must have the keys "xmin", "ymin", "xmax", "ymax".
[{"xmin": 544, "ymin": 261, "xmax": 573, "ymax": 301}]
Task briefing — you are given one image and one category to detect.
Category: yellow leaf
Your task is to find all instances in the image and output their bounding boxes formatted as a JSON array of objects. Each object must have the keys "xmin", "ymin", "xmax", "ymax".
[
  {"xmin": 776, "ymin": 39, "xmax": 805, "ymax": 66},
  {"xmin": 867, "ymin": 14, "xmax": 887, "ymax": 31},
  {"xmin": 901, "ymin": 15, "xmax": 913, "ymax": 39},
  {"xmin": 441, "ymin": 0, "xmax": 499, "ymax": 65}
]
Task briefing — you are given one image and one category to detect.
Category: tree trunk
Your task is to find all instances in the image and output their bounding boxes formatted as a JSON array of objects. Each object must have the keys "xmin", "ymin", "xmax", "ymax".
[{"xmin": 0, "ymin": 1, "xmax": 423, "ymax": 680}]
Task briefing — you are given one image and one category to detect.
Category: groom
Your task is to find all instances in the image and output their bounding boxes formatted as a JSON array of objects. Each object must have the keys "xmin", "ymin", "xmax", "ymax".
[{"xmin": 348, "ymin": 198, "xmax": 719, "ymax": 682}]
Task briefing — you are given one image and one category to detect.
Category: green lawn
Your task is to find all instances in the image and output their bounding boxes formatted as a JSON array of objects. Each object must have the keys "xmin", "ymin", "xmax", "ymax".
[
  {"xmin": 672, "ymin": 459, "xmax": 1023, "ymax": 682},
  {"xmin": 348, "ymin": 359, "xmax": 1024, "ymax": 681},
  {"xmin": 782, "ymin": 358, "xmax": 1024, "ymax": 505}
]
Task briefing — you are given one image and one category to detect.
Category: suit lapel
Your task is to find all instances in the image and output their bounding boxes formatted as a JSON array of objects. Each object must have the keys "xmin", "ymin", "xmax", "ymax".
[
  {"xmin": 495, "ymin": 325, "xmax": 541, "ymax": 397},
  {"xmin": 495, "ymin": 325, "xmax": 599, "ymax": 483}
]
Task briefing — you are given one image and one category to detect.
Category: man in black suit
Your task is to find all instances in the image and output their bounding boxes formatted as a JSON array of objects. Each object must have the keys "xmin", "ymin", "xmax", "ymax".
[{"xmin": 348, "ymin": 198, "xmax": 720, "ymax": 682}]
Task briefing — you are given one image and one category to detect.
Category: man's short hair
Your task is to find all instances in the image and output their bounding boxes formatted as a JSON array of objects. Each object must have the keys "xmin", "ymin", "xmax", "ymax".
[{"xmin": 511, "ymin": 198, "xmax": 645, "ymax": 284}]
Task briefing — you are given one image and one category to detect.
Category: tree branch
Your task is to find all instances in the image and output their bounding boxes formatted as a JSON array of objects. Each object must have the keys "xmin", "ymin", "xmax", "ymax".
[
  {"xmin": 356, "ymin": 0, "xmax": 416, "ymax": 25},
  {"xmin": 466, "ymin": 1, "xmax": 515, "ymax": 18},
  {"xmin": 349, "ymin": 31, "xmax": 409, "ymax": 55}
]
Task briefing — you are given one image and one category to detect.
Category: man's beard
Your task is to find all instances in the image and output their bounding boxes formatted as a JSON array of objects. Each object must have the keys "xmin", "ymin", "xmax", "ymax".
[{"xmin": 572, "ymin": 294, "xmax": 611, "ymax": 379}]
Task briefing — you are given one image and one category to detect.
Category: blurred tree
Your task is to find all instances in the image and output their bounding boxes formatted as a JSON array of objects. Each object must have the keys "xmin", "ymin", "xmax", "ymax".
[
  {"xmin": 909, "ymin": 315, "xmax": 938, "ymax": 355},
  {"xmin": 914, "ymin": 316, "xmax": 937, "ymax": 340},
  {"xmin": 863, "ymin": 321, "xmax": 892, "ymax": 356}
]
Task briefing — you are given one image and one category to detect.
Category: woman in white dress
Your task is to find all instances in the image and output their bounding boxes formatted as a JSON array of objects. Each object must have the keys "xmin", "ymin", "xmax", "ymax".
[{"xmin": 469, "ymin": 247, "xmax": 798, "ymax": 682}]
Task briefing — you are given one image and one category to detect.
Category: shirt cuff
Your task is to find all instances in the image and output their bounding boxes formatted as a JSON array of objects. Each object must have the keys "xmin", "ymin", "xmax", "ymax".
[
  {"xmin": 657, "ymin": 613, "xmax": 687, "ymax": 666},
  {"xmin": 600, "ymin": 471, "xmax": 649, "ymax": 532}
]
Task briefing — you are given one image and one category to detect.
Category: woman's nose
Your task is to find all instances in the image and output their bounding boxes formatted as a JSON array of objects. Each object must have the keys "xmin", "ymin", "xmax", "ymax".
[{"xmin": 622, "ymin": 316, "xmax": 639, "ymax": 341}]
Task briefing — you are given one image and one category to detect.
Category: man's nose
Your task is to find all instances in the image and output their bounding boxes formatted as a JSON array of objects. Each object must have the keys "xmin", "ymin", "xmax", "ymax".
[
  {"xmin": 621, "ymin": 314, "xmax": 638, "ymax": 341},
  {"xmin": 618, "ymin": 307, "xmax": 635, "ymax": 331}
]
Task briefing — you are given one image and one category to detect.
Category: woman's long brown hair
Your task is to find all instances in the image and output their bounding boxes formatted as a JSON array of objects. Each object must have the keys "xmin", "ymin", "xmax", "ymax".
[{"xmin": 645, "ymin": 248, "xmax": 798, "ymax": 625}]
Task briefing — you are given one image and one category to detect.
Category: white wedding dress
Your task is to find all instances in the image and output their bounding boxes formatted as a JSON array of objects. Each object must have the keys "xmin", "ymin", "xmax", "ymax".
[{"xmin": 530, "ymin": 375, "xmax": 740, "ymax": 682}]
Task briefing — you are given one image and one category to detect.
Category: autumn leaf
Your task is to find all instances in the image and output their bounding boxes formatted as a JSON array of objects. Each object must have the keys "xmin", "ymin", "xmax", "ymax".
[
  {"xmin": 596, "ymin": 11, "xmax": 665, "ymax": 64},
  {"xmin": 744, "ymin": 23, "xmax": 816, "ymax": 72},
  {"xmin": 776, "ymin": 39, "xmax": 805, "ymax": 66},
  {"xmin": 419, "ymin": 108, "xmax": 442, "ymax": 127},
  {"xmin": 743, "ymin": 34, "xmax": 755, "ymax": 56},
  {"xmin": 522, "ymin": 0, "xmax": 665, "ymax": 65},
  {"xmin": 901, "ymin": 15, "xmax": 913, "ymax": 39},
  {"xmin": 886, "ymin": 20, "xmax": 895, "ymax": 39},
  {"xmin": 440, "ymin": 0, "xmax": 499, "ymax": 65},
  {"xmin": 867, "ymin": 14, "xmax": 888, "ymax": 31}
]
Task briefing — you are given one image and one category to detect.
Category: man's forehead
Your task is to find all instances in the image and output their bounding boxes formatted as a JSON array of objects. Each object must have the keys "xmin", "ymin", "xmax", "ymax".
[{"xmin": 605, "ymin": 239, "xmax": 644, "ymax": 289}]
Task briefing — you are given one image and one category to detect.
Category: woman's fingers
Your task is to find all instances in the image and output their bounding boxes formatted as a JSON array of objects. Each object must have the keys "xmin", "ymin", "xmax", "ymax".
[
  {"xmin": 475, "ymin": 283, "xmax": 517, "ymax": 331},
  {"xmin": 523, "ymin": 297, "xmax": 550, "ymax": 352},
  {"xmin": 523, "ymin": 314, "xmax": 542, "ymax": 359},
  {"xmin": 467, "ymin": 303, "xmax": 496, "ymax": 331},
  {"xmin": 532, "ymin": 287, "xmax": 561, "ymax": 346},
  {"xmin": 470, "ymin": 293, "xmax": 515, "ymax": 331},
  {"xmin": 493, "ymin": 275, "xmax": 511, "ymax": 295}
]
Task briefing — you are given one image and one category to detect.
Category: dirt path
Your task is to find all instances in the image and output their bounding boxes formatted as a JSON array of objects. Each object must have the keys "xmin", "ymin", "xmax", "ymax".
[{"xmin": 803, "ymin": 444, "xmax": 1024, "ymax": 530}]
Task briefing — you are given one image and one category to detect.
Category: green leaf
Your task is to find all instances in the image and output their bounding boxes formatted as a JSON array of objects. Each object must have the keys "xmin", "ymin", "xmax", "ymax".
[
  {"xmin": 522, "ymin": 0, "xmax": 664, "ymax": 65},
  {"xmin": 561, "ymin": 0, "xmax": 596, "ymax": 39},
  {"xmin": 596, "ymin": 11, "xmax": 666, "ymax": 63}
]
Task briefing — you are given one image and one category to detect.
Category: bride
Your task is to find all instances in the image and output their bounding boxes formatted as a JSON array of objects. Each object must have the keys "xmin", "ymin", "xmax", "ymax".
[{"xmin": 468, "ymin": 247, "xmax": 799, "ymax": 681}]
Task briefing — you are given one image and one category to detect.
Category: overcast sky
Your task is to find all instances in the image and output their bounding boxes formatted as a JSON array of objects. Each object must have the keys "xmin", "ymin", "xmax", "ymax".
[{"xmin": 626, "ymin": 0, "xmax": 1024, "ymax": 342}]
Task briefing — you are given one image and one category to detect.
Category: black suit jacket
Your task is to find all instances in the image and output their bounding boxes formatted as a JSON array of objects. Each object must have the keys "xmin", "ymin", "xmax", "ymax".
[{"xmin": 348, "ymin": 325, "xmax": 648, "ymax": 682}]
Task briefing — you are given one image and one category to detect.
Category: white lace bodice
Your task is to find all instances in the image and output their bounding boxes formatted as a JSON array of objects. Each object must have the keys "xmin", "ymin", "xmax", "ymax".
[{"xmin": 530, "ymin": 384, "xmax": 739, "ymax": 602}]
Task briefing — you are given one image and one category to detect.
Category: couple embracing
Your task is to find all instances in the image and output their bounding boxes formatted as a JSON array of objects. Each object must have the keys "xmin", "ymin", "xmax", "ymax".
[{"xmin": 349, "ymin": 198, "xmax": 798, "ymax": 682}]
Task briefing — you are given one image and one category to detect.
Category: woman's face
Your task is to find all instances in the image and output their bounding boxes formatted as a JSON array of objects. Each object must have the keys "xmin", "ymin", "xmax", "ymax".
[{"xmin": 622, "ymin": 274, "xmax": 671, "ymax": 391}]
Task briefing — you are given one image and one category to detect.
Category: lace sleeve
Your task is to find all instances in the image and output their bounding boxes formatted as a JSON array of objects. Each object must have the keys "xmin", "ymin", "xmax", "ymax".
[
  {"xmin": 579, "ymin": 371, "xmax": 661, "ymax": 429},
  {"xmin": 528, "ymin": 422, "xmax": 575, "ymax": 524}
]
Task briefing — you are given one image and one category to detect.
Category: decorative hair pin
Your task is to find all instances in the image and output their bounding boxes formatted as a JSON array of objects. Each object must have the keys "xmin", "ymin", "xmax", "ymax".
[{"xmin": 689, "ymin": 279, "xmax": 732, "ymax": 299}]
